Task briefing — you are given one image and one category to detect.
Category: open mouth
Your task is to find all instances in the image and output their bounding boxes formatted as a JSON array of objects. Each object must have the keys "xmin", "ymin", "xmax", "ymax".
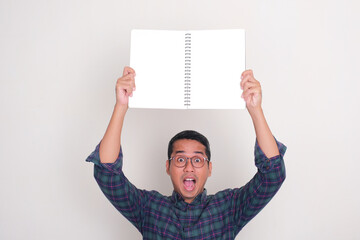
[{"xmin": 183, "ymin": 178, "xmax": 196, "ymax": 192}]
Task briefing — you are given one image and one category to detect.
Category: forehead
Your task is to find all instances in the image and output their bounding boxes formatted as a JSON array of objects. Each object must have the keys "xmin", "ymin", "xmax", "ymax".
[{"xmin": 172, "ymin": 139, "xmax": 206, "ymax": 154}]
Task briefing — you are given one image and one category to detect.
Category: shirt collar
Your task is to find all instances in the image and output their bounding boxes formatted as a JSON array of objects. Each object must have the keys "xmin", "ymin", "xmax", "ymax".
[{"xmin": 171, "ymin": 189, "xmax": 207, "ymax": 207}]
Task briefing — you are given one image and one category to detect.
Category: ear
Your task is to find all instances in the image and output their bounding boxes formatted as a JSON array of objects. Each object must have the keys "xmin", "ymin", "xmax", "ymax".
[
  {"xmin": 166, "ymin": 160, "xmax": 170, "ymax": 175},
  {"xmin": 208, "ymin": 161, "xmax": 212, "ymax": 177}
]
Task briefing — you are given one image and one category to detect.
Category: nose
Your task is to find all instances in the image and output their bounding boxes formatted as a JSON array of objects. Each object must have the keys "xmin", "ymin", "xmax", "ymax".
[{"xmin": 183, "ymin": 159, "xmax": 194, "ymax": 172}]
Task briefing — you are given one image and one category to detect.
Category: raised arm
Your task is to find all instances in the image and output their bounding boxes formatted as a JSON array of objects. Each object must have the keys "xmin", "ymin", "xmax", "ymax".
[
  {"xmin": 99, "ymin": 66, "xmax": 136, "ymax": 163},
  {"xmin": 240, "ymin": 69, "xmax": 279, "ymax": 158},
  {"xmin": 87, "ymin": 67, "xmax": 154, "ymax": 231},
  {"xmin": 229, "ymin": 70, "xmax": 286, "ymax": 232}
]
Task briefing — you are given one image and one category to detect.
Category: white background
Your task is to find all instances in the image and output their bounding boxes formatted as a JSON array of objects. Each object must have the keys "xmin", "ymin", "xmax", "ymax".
[{"xmin": 1, "ymin": 0, "xmax": 359, "ymax": 239}]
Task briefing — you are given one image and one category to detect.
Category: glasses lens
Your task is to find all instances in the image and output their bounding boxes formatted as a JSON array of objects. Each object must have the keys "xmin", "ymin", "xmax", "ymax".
[
  {"xmin": 175, "ymin": 156, "xmax": 186, "ymax": 167},
  {"xmin": 192, "ymin": 157, "xmax": 204, "ymax": 168}
]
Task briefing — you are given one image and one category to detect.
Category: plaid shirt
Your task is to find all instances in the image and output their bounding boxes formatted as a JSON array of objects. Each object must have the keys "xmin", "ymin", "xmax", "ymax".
[{"xmin": 86, "ymin": 139, "xmax": 286, "ymax": 240}]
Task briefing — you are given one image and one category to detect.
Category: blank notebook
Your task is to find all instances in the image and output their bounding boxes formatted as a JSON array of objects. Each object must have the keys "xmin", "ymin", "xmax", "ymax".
[{"xmin": 129, "ymin": 29, "xmax": 246, "ymax": 109}]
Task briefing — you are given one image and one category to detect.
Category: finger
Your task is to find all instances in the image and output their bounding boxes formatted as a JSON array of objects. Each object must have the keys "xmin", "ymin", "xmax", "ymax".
[
  {"xmin": 123, "ymin": 66, "xmax": 135, "ymax": 75},
  {"xmin": 125, "ymin": 85, "xmax": 134, "ymax": 96},
  {"xmin": 240, "ymin": 72, "xmax": 252, "ymax": 88},
  {"xmin": 123, "ymin": 66, "xmax": 136, "ymax": 76},
  {"xmin": 129, "ymin": 74, "xmax": 136, "ymax": 91},
  {"xmin": 242, "ymin": 86, "xmax": 261, "ymax": 99},
  {"xmin": 128, "ymin": 73, "xmax": 136, "ymax": 91},
  {"xmin": 242, "ymin": 81, "xmax": 259, "ymax": 93},
  {"xmin": 241, "ymin": 69, "xmax": 254, "ymax": 80},
  {"xmin": 240, "ymin": 74, "xmax": 257, "ymax": 90},
  {"xmin": 116, "ymin": 80, "xmax": 132, "ymax": 92},
  {"xmin": 126, "ymin": 80, "xmax": 136, "ymax": 92},
  {"xmin": 118, "ymin": 73, "xmax": 135, "ymax": 85}
]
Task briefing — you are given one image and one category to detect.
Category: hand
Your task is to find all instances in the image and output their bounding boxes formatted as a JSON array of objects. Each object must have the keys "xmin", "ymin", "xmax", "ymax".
[
  {"xmin": 116, "ymin": 66, "xmax": 136, "ymax": 106},
  {"xmin": 240, "ymin": 69, "xmax": 262, "ymax": 114}
]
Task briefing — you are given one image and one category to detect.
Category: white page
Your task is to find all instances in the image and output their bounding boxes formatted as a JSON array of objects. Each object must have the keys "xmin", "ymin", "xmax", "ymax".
[
  {"xmin": 129, "ymin": 30, "xmax": 185, "ymax": 109},
  {"xmin": 190, "ymin": 29, "xmax": 245, "ymax": 109}
]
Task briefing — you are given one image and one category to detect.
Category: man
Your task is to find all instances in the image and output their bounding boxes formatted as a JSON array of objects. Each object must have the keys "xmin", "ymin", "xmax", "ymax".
[{"xmin": 86, "ymin": 67, "xmax": 286, "ymax": 239}]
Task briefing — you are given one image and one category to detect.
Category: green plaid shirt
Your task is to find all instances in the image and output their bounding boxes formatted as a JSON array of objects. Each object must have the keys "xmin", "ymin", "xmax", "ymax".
[{"xmin": 86, "ymin": 139, "xmax": 286, "ymax": 239}]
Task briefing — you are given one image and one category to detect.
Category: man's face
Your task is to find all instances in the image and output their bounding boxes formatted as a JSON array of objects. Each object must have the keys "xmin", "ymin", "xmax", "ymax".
[{"xmin": 166, "ymin": 139, "xmax": 212, "ymax": 203}]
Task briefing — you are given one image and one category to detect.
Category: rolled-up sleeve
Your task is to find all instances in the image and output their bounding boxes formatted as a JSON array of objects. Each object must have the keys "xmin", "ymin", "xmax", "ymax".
[
  {"xmin": 86, "ymin": 143, "xmax": 124, "ymax": 173},
  {"xmin": 254, "ymin": 137, "xmax": 287, "ymax": 174}
]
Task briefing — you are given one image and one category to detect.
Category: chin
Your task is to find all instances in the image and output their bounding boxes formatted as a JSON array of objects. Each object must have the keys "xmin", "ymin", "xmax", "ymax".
[
  {"xmin": 182, "ymin": 191, "xmax": 197, "ymax": 199},
  {"xmin": 181, "ymin": 188, "xmax": 200, "ymax": 201}
]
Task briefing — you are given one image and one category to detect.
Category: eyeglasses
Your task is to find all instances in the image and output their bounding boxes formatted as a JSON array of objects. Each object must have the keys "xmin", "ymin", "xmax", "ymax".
[{"xmin": 169, "ymin": 155, "xmax": 209, "ymax": 168}]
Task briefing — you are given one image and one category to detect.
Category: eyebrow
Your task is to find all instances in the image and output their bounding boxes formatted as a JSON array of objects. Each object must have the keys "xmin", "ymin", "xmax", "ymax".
[
  {"xmin": 194, "ymin": 151, "xmax": 205, "ymax": 155},
  {"xmin": 174, "ymin": 150, "xmax": 205, "ymax": 155}
]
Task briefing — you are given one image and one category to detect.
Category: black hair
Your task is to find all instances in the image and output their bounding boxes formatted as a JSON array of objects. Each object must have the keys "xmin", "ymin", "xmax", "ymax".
[{"xmin": 167, "ymin": 130, "xmax": 211, "ymax": 161}]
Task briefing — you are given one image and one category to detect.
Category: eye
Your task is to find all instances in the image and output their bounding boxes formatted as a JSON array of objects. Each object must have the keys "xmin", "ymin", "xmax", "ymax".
[
  {"xmin": 177, "ymin": 157, "xmax": 186, "ymax": 163},
  {"xmin": 193, "ymin": 158, "xmax": 202, "ymax": 163}
]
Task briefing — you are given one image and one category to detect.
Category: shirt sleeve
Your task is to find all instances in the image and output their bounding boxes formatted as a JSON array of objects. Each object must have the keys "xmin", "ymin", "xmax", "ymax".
[
  {"xmin": 85, "ymin": 143, "xmax": 151, "ymax": 232},
  {"xmin": 232, "ymin": 137, "xmax": 287, "ymax": 232}
]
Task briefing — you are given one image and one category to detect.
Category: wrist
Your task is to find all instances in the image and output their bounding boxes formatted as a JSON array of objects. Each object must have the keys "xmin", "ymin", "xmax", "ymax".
[
  {"xmin": 248, "ymin": 106, "xmax": 263, "ymax": 119},
  {"xmin": 114, "ymin": 102, "xmax": 129, "ymax": 113}
]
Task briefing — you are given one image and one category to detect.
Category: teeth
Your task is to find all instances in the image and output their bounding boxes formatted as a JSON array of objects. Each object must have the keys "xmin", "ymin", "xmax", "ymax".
[{"xmin": 185, "ymin": 178, "xmax": 194, "ymax": 181}]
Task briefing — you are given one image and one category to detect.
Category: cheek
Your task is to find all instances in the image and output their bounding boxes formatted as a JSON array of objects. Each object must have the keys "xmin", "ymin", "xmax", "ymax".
[
  {"xmin": 198, "ymin": 170, "xmax": 211, "ymax": 184},
  {"xmin": 169, "ymin": 168, "xmax": 182, "ymax": 182}
]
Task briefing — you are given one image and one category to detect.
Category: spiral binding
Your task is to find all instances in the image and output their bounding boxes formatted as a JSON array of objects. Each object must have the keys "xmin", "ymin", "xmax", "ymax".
[{"xmin": 184, "ymin": 33, "xmax": 191, "ymax": 107}]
